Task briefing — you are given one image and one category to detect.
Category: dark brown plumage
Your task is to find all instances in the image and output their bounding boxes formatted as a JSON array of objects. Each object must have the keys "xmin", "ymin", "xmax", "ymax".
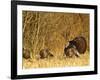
[
  {"xmin": 69, "ymin": 36, "xmax": 87, "ymax": 53},
  {"xmin": 39, "ymin": 49, "xmax": 53, "ymax": 59},
  {"xmin": 23, "ymin": 49, "xmax": 30, "ymax": 59},
  {"xmin": 64, "ymin": 44, "xmax": 80, "ymax": 57},
  {"xmin": 64, "ymin": 36, "xmax": 87, "ymax": 57}
]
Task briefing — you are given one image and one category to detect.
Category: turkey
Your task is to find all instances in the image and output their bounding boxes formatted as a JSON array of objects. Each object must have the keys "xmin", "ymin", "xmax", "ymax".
[{"xmin": 64, "ymin": 36, "xmax": 87, "ymax": 57}]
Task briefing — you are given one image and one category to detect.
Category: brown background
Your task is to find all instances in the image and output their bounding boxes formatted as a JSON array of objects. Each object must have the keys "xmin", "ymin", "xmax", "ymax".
[{"xmin": 22, "ymin": 11, "xmax": 89, "ymax": 68}]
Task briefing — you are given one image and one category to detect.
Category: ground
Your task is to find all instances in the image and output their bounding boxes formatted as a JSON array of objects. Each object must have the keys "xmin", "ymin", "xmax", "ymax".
[{"xmin": 23, "ymin": 51, "xmax": 89, "ymax": 69}]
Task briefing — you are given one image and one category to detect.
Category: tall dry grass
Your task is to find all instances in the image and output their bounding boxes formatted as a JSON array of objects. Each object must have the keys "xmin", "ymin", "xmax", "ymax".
[{"xmin": 22, "ymin": 11, "xmax": 89, "ymax": 68}]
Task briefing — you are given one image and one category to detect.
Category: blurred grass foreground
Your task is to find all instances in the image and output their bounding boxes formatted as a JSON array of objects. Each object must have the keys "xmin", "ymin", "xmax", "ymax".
[{"xmin": 22, "ymin": 11, "xmax": 90, "ymax": 68}]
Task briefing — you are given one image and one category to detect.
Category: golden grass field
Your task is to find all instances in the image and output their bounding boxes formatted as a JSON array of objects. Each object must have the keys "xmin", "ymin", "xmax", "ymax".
[
  {"xmin": 22, "ymin": 11, "xmax": 90, "ymax": 68},
  {"xmin": 23, "ymin": 51, "xmax": 89, "ymax": 68}
]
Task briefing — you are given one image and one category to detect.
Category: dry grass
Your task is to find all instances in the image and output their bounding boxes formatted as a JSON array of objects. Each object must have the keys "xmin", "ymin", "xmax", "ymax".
[
  {"xmin": 23, "ymin": 51, "xmax": 89, "ymax": 69},
  {"xmin": 22, "ymin": 11, "xmax": 90, "ymax": 69}
]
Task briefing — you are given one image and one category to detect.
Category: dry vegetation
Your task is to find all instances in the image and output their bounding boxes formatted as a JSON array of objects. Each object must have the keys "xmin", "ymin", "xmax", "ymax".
[{"xmin": 22, "ymin": 11, "xmax": 90, "ymax": 68}]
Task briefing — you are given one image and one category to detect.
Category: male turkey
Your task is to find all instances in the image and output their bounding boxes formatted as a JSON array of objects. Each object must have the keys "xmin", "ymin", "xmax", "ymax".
[
  {"xmin": 64, "ymin": 36, "xmax": 87, "ymax": 57},
  {"xmin": 69, "ymin": 36, "xmax": 87, "ymax": 53}
]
